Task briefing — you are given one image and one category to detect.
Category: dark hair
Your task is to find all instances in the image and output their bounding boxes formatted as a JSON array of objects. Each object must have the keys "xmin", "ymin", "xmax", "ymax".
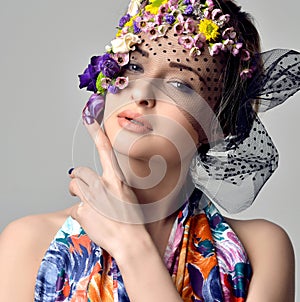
[{"xmin": 215, "ymin": 0, "xmax": 262, "ymax": 140}]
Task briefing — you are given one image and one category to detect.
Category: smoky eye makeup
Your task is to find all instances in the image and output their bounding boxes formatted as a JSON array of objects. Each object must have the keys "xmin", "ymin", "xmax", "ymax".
[
  {"xmin": 167, "ymin": 80, "xmax": 195, "ymax": 94},
  {"xmin": 123, "ymin": 60, "xmax": 144, "ymax": 74}
]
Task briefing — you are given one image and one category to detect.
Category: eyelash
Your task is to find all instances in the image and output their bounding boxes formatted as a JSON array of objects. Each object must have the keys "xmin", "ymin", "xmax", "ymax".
[
  {"xmin": 124, "ymin": 62, "xmax": 144, "ymax": 73},
  {"xmin": 167, "ymin": 81, "xmax": 194, "ymax": 94}
]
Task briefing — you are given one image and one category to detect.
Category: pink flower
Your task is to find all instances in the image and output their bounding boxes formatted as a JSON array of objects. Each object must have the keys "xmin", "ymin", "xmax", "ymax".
[
  {"xmin": 222, "ymin": 27, "xmax": 236, "ymax": 40},
  {"xmin": 241, "ymin": 49, "xmax": 251, "ymax": 61},
  {"xmin": 143, "ymin": 11, "xmax": 155, "ymax": 21},
  {"xmin": 209, "ymin": 42, "xmax": 223, "ymax": 56},
  {"xmin": 194, "ymin": 33, "xmax": 206, "ymax": 48},
  {"xmin": 101, "ymin": 77, "xmax": 111, "ymax": 89},
  {"xmin": 232, "ymin": 42, "xmax": 243, "ymax": 56},
  {"xmin": 168, "ymin": 0, "xmax": 178, "ymax": 8},
  {"xmin": 148, "ymin": 26, "xmax": 158, "ymax": 40},
  {"xmin": 184, "ymin": 18, "xmax": 196, "ymax": 33},
  {"xmin": 223, "ymin": 39, "xmax": 234, "ymax": 51},
  {"xmin": 155, "ymin": 14, "xmax": 164, "ymax": 25},
  {"xmin": 177, "ymin": 13, "xmax": 184, "ymax": 23},
  {"xmin": 159, "ymin": 3, "xmax": 169, "ymax": 14},
  {"xmin": 174, "ymin": 22, "xmax": 184, "ymax": 34},
  {"xmin": 236, "ymin": 42, "xmax": 243, "ymax": 49},
  {"xmin": 212, "ymin": 9, "xmax": 222, "ymax": 20},
  {"xmin": 206, "ymin": 0, "xmax": 215, "ymax": 9},
  {"xmin": 138, "ymin": 20, "xmax": 148, "ymax": 32},
  {"xmin": 178, "ymin": 36, "xmax": 195, "ymax": 49},
  {"xmin": 121, "ymin": 27, "xmax": 129, "ymax": 36},
  {"xmin": 219, "ymin": 14, "xmax": 230, "ymax": 24},
  {"xmin": 115, "ymin": 76, "xmax": 129, "ymax": 89},
  {"xmin": 204, "ymin": 9, "xmax": 211, "ymax": 19},
  {"xmin": 240, "ymin": 68, "xmax": 253, "ymax": 80},
  {"xmin": 112, "ymin": 53, "xmax": 130, "ymax": 66}
]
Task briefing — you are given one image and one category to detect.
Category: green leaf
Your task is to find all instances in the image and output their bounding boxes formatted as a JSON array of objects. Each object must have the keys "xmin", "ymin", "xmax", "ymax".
[{"xmin": 151, "ymin": 0, "xmax": 165, "ymax": 8}]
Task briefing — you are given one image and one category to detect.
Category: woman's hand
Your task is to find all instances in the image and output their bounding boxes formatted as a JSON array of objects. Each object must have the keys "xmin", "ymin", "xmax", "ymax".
[
  {"xmin": 69, "ymin": 120, "xmax": 183, "ymax": 302},
  {"xmin": 69, "ymin": 120, "xmax": 148, "ymax": 259}
]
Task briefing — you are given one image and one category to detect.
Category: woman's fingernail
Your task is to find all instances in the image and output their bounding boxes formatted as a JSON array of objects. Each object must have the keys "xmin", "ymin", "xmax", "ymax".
[
  {"xmin": 68, "ymin": 168, "xmax": 74, "ymax": 175},
  {"xmin": 82, "ymin": 93, "xmax": 105, "ymax": 125}
]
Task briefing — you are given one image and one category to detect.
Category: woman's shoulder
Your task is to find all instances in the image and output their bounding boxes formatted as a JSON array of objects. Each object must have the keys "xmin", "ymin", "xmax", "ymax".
[
  {"xmin": 225, "ymin": 217, "xmax": 294, "ymax": 255},
  {"xmin": 0, "ymin": 206, "xmax": 74, "ymax": 244},
  {"xmin": 0, "ymin": 205, "xmax": 76, "ymax": 301},
  {"xmin": 225, "ymin": 217, "xmax": 295, "ymax": 301},
  {"xmin": 0, "ymin": 205, "xmax": 76, "ymax": 262}
]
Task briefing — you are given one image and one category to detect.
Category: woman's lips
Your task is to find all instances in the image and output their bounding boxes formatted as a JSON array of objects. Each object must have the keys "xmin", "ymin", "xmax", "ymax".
[{"xmin": 117, "ymin": 110, "xmax": 153, "ymax": 134}]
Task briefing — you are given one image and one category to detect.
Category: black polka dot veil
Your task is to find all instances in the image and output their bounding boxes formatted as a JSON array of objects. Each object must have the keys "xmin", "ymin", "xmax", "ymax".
[{"xmin": 190, "ymin": 49, "xmax": 300, "ymax": 213}]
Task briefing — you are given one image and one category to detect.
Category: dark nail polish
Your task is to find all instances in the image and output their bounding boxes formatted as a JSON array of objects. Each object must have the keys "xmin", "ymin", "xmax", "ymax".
[{"xmin": 68, "ymin": 168, "xmax": 74, "ymax": 175}]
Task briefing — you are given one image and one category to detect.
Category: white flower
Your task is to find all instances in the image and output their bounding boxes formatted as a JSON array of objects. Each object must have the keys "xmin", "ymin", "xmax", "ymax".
[
  {"xmin": 127, "ymin": 0, "xmax": 143, "ymax": 16},
  {"xmin": 157, "ymin": 25, "xmax": 168, "ymax": 38},
  {"xmin": 111, "ymin": 33, "xmax": 142, "ymax": 54},
  {"xmin": 190, "ymin": 47, "xmax": 201, "ymax": 57},
  {"xmin": 105, "ymin": 45, "xmax": 112, "ymax": 52}
]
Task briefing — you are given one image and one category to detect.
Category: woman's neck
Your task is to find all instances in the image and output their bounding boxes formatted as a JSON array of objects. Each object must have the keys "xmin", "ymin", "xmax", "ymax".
[{"xmin": 114, "ymin": 151, "xmax": 194, "ymax": 222}]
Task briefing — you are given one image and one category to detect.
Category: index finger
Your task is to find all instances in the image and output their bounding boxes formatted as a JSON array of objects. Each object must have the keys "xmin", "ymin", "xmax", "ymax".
[{"xmin": 84, "ymin": 120, "xmax": 125, "ymax": 182}]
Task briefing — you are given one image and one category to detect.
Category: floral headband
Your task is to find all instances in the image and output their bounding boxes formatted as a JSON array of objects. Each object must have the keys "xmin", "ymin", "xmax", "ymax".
[{"xmin": 79, "ymin": 0, "xmax": 254, "ymax": 97}]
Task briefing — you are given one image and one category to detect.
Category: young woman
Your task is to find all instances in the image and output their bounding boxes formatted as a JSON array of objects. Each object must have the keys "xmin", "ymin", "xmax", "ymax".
[{"xmin": 0, "ymin": 0, "xmax": 299, "ymax": 301}]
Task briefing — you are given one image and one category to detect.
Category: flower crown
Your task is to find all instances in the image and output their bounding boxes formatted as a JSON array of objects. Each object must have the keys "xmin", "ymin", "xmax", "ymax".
[{"xmin": 79, "ymin": 0, "xmax": 254, "ymax": 97}]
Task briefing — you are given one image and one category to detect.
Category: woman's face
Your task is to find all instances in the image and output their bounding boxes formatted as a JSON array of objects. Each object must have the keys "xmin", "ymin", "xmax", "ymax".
[{"xmin": 103, "ymin": 33, "xmax": 224, "ymax": 165}]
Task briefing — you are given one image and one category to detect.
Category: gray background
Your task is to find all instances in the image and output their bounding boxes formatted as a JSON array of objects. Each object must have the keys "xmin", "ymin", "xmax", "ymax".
[{"xmin": 0, "ymin": 0, "xmax": 299, "ymax": 299}]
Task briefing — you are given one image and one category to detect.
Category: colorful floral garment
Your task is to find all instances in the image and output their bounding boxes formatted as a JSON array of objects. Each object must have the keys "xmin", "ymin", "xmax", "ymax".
[{"xmin": 35, "ymin": 190, "xmax": 252, "ymax": 301}]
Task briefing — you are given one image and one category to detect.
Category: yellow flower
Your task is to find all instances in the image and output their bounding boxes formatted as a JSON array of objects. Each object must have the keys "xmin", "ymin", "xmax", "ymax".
[
  {"xmin": 116, "ymin": 29, "xmax": 122, "ymax": 37},
  {"xmin": 124, "ymin": 15, "xmax": 137, "ymax": 29},
  {"xmin": 198, "ymin": 19, "xmax": 220, "ymax": 41},
  {"xmin": 145, "ymin": 0, "xmax": 168, "ymax": 15}
]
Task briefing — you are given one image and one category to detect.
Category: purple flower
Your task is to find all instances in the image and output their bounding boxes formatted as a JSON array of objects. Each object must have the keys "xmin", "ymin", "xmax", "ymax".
[
  {"xmin": 165, "ymin": 14, "xmax": 175, "ymax": 24},
  {"xmin": 99, "ymin": 54, "xmax": 121, "ymax": 78},
  {"xmin": 133, "ymin": 21, "xmax": 141, "ymax": 34},
  {"xmin": 183, "ymin": 0, "xmax": 190, "ymax": 4},
  {"xmin": 108, "ymin": 85, "xmax": 119, "ymax": 94},
  {"xmin": 78, "ymin": 56, "xmax": 103, "ymax": 92},
  {"xmin": 82, "ymin": 93, "xmax": 105, "ymax": 125},
  {"xmin": 184, "ymin": 5, "xmax": 194, "ymax": 15},
  {"xmin": 119, "ymin": 13, "xmax": 131, "ymax": 28}
]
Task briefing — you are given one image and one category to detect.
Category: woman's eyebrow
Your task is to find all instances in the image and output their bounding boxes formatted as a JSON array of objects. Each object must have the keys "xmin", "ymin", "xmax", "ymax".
[
  {"xmin": 169, "ymin": 62, "xmax": 206, "ymax": 85},
  {"xmin": 135, "ymin": 46, "xmax": 149, "ymax": 57}
]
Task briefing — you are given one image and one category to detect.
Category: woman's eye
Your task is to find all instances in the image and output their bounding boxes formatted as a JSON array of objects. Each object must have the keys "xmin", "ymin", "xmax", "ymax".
[
  {"xmin": 125, "ymin": 63, "xmax": 144, "ymax": 73},
  {"xmin": 168, "ymin": 81, "xmax": 193, "ymax": 94}
]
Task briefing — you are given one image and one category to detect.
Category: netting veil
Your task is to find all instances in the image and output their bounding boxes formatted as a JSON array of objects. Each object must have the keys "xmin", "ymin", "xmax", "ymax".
[{"xmin": 190, "ymin": 49, "xmax": 300, "ymax": 213}]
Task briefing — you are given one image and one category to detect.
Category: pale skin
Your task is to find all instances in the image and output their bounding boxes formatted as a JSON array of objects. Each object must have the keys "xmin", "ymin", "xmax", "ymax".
[{"xmin": 0, "ymin": 37, "xmax": 295, "ymax": 301}]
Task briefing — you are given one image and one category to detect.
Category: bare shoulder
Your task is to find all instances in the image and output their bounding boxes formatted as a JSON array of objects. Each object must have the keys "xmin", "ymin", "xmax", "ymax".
[
  {"xmin": 0, "ymin": 206, "xmax": 74, "ymax": 249},
  {"xmin": 0, "ymin": 205, "xmax": 76, "ymax": 301},
  {"xmin": 225, "ymin": 217, "xmax": 295, "ymax": 302}
]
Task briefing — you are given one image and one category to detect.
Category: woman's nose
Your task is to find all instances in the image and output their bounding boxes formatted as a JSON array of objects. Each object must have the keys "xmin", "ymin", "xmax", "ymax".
[{"xmin": 130, "ymin": 79, "xmax": 156, "ymax": 108}]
